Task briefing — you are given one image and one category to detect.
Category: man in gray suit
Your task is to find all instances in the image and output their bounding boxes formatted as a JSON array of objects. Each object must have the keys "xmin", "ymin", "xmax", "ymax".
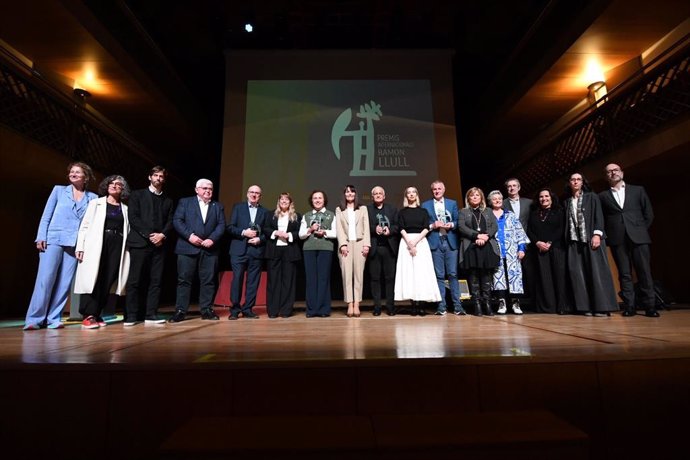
[{"xmin": 599, "ymin": 163, "xmax": 658, "ymax": 317}]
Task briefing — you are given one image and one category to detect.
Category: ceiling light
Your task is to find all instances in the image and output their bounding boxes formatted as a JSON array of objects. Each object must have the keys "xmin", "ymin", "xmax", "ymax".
[{"xmin": 245, "ymin": 23, "xmax": 253, "ymax": 33}]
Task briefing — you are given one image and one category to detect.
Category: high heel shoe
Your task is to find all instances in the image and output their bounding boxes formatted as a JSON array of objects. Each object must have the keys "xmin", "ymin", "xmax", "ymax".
[
  {"xmin": 353, "ymin": 302, "xmax": 361, "ymax": 317},
  {"xmin": 346, "ymin": 303, "xmax": 354, "ymax": 318}
]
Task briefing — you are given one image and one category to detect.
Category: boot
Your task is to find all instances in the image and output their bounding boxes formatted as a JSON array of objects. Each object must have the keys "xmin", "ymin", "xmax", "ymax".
[
  {"xmin": 469, "ymin": 273, "xmax": 482, "ymax": 316},
  {"xmin": 473, "ymin": 299, "xmax": 483, "ymax": 317},
  {"xmin": 480, "ymin": 275, "xmax": 494, "ymax": 316}
]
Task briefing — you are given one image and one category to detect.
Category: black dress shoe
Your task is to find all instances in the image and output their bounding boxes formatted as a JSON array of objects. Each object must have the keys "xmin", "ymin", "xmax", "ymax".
[
  {"xmin": 201, "ymin": 309, "xmax": 220, "ymax": 320},
  {"xmin": 268, "ymin": 315, "xmax": 278, "ymax": 319},
  {"xmin": 306, "ymin": 313, "xmax": 315, "ymax": 318},
  {"xmin": 228, "ymin": 313, "xmax": 239, "ymax": 321},
  {"xmin": 243, "ymin": 311, "xmax": 259, "ymax": 319},
  {"xmin": 168, "ymin": 310, "xmax": 186, "ymax": 323},
  {"xmin": 373, "ymin": 307, "xmax": 382, "ymax": 317},
  {"xmin": 645, "ymin": 309, "xmax": 660, "ymax": 317},
  {"xmin": 622, "ymin": 309, "xmax": 636, "ymax": 317},
  {"xmin": 386, "ymin": 308, "xmax": 396, "ymax": 316}
]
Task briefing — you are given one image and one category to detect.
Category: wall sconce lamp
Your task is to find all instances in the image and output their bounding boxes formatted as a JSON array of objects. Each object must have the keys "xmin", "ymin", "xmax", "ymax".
[
  {"xmin": 587, "ymin": 81, "xmax": 607, "ymax": 107},
  {"xmin": 73, "ymin": 87, "xmax": 91, "ymax": 101}
]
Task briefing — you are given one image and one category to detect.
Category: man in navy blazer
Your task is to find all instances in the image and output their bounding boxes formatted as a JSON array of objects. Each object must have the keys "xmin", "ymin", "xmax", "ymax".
[
  {"xmin": 227, "ymin": 184, "xmax": 268, "ymax": 319},
  {"xmin": 599, "ymin": 163, "xmax": 658, "ymax": 317},
  {"xmin": 169, "ymin": 179, "xmax": 226, "ymax": 322},
  {"xmin": 422, "ymin": 180, "xmax": 463, "ymax": 315}
]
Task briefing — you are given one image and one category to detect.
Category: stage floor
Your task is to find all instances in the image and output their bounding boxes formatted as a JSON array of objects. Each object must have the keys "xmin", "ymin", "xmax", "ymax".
[
  {"xmin": 3, "ymin": 305, "xmax": 690, "ymax": 366},
  {"xmin": 2, "ymin": 306, "xmax": 690, "ymax": 460}
]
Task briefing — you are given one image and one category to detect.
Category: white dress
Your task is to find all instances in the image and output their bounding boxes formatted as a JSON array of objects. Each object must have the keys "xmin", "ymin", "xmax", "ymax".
[{"xmin": 394, "ymin": 207, "xmax": 442, "ymax": 302}]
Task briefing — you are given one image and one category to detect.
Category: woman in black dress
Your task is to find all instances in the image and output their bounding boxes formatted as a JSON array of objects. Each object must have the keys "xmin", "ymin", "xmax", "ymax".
[{"xmin": 527, "ymin": 188, "xmax": 568, "ymax": 314}]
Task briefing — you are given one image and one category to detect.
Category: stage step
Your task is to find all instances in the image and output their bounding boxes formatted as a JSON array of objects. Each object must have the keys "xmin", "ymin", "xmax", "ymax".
[{"xmin": 159, "ymin": 410, "xmax": 588, "ymax": 459}]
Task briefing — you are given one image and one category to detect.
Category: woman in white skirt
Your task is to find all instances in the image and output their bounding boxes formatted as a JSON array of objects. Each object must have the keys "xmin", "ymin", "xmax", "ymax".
[{"xmin": 394, "ymin": 186, "xmax": 442, "ymax": 315}]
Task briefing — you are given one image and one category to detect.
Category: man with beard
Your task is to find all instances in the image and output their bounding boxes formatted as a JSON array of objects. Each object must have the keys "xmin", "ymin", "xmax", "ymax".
[
  {"xmin": 124, "ymin": 166, "xmax": 174, "ymax": 325},
  {"xmin": 599, "ymin": 163, "xmax": 658, "ymax": 317}
]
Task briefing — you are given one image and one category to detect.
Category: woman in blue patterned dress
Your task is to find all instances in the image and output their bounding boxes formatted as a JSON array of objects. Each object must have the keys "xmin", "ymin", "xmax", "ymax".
[{"xmin": 487, "ymin": 190, "xmax": 530, "ymax": 315}]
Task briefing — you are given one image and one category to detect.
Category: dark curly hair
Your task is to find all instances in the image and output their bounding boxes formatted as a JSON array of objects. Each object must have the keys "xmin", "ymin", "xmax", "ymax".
[{"xmin": 98, "ymin": 175, "xmax": 131, "ymax": 200}]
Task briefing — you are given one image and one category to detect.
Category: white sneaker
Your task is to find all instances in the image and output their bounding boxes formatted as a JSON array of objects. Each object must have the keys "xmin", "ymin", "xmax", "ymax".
[
  {"xmin": 512, "ymin": 301, "xmax": 523, "ymax": 315},
  {"xmin": 497, "ymin": 299, "xmax": 507, "ymax": 315}
]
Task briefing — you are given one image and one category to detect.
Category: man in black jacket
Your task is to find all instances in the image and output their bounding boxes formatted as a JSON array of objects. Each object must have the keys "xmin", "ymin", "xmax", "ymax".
[
  {"xmin": 124, "ymin": 166, "xmax": 174, "ymax": 325},
  {"xmin": 366, "ymin": 186, "xmax": 399, "ymax": 316},
  {"xmin": 599, "ymin": 163, "xmax": 658, "ymax": 317}
]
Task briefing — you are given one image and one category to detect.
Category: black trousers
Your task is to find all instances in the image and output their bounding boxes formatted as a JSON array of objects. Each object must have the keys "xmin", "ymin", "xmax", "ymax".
[
  {"xmin": 610, "ymin": 237, "xmax": 655, "ymax": 309},
  {"xmin": 125, "ymin": 245, "xmax": 166, "ymax": 320},
  {"xmin": 266, "ymin": 248, "xmax": 297, "ymax": 317},
  {"xmin": 368, "ymin": 245, "xmax": 396, "ymax": 310},
  {"xmin": 80, "ymin": 232, "xmax": 123, "ymax": 318}
]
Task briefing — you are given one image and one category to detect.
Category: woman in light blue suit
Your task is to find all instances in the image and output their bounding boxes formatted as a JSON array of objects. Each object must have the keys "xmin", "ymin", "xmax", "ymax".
[{"xmin": 24, "ymin": 162, "xmax": 97, "ymax": 330}]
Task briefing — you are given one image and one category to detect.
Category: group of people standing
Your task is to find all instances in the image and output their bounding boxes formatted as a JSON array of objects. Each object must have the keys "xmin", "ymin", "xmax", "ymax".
[{"xmin": 23, "ymin": 161, "xmax": 659, "ymax": 330}]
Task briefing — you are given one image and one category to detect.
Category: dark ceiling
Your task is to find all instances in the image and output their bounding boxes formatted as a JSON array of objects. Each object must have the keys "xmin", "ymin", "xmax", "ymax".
[
  {"xmin": 2, "ymin": 0, "xmax": 688, "ymax": 190},
  {"xmin": 119, "ymin": 0, "xmax": 609, "ymax": 188}
]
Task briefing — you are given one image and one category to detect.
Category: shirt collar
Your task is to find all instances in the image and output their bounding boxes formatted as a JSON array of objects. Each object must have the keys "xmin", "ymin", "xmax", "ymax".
[{"xmin": 149, "ymin": 185, "xmax": 163, "ymax": 196}]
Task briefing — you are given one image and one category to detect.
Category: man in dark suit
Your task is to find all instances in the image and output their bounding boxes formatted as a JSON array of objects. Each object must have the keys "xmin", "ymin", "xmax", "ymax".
[
  {"xmin": 366, "ymin": 186, "xmax": 399, "ymax": 316},
  {"xmin": 503, "ymin": 177, "xmax": 534, "ymax": 312},
  {"xmin": 502, "ymin": 178, "xmax": 533, "ymax": 231},
  {"xmin": 227, "ymin": 184, "xmax": 268, "ymax": 319},
  {"xmin": 124, "ymin": 166, "xmax": 174, "ymax": 325},
  {"xmin": 169, "ymin": 179, "xmax": 226, "ymax": 322},
  {"xmin": 422, "ymin": 180, "xmax": 464, "ymax": 316},
  {"xmin": 599, "ymin": 163, "xmax": 658, "ymax": 317}
]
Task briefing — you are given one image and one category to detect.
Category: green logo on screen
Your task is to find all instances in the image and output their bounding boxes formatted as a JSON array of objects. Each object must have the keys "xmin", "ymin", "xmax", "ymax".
[{"xmin": 331, "ymin": 101, "xmax": 416, "ymax": 177}]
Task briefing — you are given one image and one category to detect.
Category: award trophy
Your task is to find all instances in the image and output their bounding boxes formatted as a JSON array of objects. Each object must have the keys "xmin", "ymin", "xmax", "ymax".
[
  {"xmin": 249, "ymin": 221, "xmax": 261, "ymax": 236},
  {"xmin": 310, "ymin": 213, "xmax": 323, "ymax": 235},
  {"xmin": 437, "ymin": 209, "xmax": 452, "ymax": 225},
  {"xmin": 376, "ymin": 213, "xmax": 390, "ymax": 230}
]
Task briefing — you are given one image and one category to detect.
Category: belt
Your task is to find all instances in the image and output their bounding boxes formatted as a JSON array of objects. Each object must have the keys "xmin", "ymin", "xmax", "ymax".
[{"xmin": 104, "ymin": 228, "xmax": 123, "ymax": 237}]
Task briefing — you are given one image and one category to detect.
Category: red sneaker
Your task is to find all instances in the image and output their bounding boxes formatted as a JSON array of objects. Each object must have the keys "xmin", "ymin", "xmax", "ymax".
[{"xmin": 82, "ymin": 316, "xmax": 100, "ymax": 329}]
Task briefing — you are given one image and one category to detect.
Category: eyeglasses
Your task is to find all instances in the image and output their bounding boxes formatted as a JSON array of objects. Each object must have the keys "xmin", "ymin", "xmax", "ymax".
[
  {"xmin": 109, "ymin": 182, "xmax": 124, "ymax": 188},
  {"xmin": 606, "ymin": 168, "xmax": 621, "ymax": 175}
]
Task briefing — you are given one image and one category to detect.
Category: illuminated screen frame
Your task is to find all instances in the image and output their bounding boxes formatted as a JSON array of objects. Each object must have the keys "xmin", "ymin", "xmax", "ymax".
[{"xmin": 220, "ymin": 50, "xmax": 460, "ymax": 210}]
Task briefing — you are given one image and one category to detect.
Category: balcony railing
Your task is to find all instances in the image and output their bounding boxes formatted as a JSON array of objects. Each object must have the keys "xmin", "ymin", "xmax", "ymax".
[{"xmin": 505, "ymin": 35, "xmax": 690, "ymax": 194}]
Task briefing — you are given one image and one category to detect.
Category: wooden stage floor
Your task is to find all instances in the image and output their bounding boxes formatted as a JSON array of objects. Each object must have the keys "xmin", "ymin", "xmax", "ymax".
[
  {"xmin": 2, "ymin": 305, "xmax": 690, "ymax": 366},
  {"xmin": 2, "ymin": 306, "xmax": 690, "ymax": 460}
]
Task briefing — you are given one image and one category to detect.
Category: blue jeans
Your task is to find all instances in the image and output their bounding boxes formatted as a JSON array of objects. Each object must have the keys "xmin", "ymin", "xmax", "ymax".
[{"xmin": 432, "ymin": 238, "xmax": 461, "ymax": 311}]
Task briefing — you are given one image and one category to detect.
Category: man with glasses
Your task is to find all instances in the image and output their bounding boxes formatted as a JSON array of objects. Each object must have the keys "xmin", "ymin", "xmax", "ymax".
[
  {"xmin": 227, "ymin": 185, "xmax": 268, "ymax": 319},
  {"xmin": 599, "ymin": 163, "xmax": 658, "ymax": 317}
]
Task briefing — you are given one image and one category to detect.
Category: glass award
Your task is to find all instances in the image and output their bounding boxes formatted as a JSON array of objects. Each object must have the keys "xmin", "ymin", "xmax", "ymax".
[
  {"xmin": 376, "ymin": 213, "xmax": 390, "ymax": 229},
  {"xmin": 310, "ymin": 212, "xmax": 323, "ymax": 230},
  {"xmin": 437, "ymin": 209, "xmax": 452, "ymax": 224}
]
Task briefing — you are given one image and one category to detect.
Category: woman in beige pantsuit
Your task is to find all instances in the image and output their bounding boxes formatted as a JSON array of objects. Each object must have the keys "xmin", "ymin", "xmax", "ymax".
[{"xmin": 336, "ymin": 185, "xmax": 371, "ymax": 317}]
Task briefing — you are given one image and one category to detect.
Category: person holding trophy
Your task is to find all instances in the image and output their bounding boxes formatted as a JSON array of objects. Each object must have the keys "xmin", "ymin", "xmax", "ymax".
[
  {"xmin": 366, "ymin": 186, "xmax": 399, "ymax": 316},
  {"xmin": 335, "ymin": 185, "xmax": 371, "ymax": 318},
  {"xmin": 299, "ymin": 190, "xmax": 336, "ymax": 317},
  {"xmin": 227, "ymin": 184, "xmax": 268, "ymax": 320}
]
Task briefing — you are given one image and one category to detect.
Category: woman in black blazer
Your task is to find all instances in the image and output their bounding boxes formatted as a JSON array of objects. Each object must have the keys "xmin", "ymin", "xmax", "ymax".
[{"xmin": 263, "ymin": 193, "xmax": 302, "ymax": 318}]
